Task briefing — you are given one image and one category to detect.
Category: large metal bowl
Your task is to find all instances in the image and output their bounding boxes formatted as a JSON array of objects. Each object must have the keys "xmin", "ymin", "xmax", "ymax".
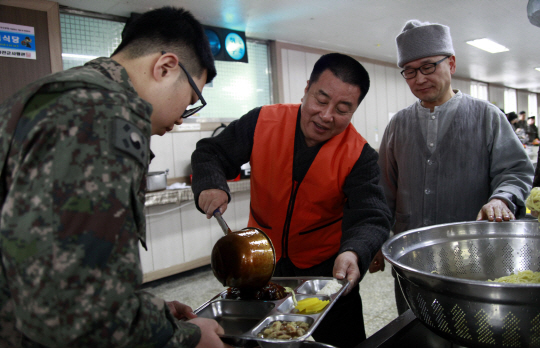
[{"xmin": 382, "ymin": 220, "xmax": 540, "ymax": 348}]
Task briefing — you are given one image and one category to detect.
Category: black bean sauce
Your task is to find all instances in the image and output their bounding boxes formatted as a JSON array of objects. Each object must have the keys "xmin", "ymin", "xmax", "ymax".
[{"xmin": 224, "ymin": 282, "xmax": 287, "ymax": 300}]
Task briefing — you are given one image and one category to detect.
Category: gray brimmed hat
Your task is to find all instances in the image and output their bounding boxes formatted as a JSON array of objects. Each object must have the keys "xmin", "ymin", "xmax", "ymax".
[{"xmin": 396, "ymin": 20, "xmax": 455, "ymax": 68}]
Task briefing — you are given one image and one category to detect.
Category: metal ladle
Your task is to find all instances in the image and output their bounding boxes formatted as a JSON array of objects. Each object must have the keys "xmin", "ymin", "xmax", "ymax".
[
  {"xmin": 211, "ymin": 209, "xmax": 276, "ymax": 289},
  {"xmin": 213, "ymin": 210, "xmax": 232, "ymax": 235}
]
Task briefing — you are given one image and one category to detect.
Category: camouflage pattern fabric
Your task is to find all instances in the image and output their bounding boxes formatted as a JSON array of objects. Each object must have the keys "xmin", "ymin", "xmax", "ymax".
[{"xmin": 0, "ymin": 58, "xmax": 201, "ymax": 347}]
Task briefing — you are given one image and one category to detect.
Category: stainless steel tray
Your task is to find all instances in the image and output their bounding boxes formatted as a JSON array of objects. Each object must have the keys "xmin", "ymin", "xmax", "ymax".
[{"xmin": 193, "ymin": 277, "xmax": 349, "ymax": 348}]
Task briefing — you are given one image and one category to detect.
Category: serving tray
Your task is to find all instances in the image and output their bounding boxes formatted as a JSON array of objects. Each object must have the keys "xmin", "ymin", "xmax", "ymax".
[{"xmin": 193, "ymin": 277, "xmax": 349, "ymax": 348}]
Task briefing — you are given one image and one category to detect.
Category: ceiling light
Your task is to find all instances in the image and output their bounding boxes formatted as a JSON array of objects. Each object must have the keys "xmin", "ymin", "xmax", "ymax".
[
  {"xmin": 536, "ymin": 67, "xmax": 540, "ymax": 72},
  {"xmin": 466, "ymin": 38, "xmax": 509, "ymax": 53}
]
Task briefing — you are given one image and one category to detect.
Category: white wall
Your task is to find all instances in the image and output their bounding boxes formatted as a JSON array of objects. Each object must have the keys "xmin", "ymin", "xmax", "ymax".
[
  {"xmin": 517, "ymin": 90, "xmax": 530, "ymax": 115},
  {"xmin": 488, "ymin": 85, "xmax": 505, "ymax": 111},
  {"xmin": 452, "ymin": 78, "xmax": 471, "ymax": 97},
  {"xmin": 148, "ymin": 129, "xmax": 213, "ymax": 178},
  {"xmin": 281, "ymin": 49, "xmax": 321, "ymax": 104}
]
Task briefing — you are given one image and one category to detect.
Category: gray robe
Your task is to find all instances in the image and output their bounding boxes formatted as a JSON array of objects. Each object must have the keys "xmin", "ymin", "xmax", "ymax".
[{"xmin": 378, "ymin": 91, "xmax": 533, "ymax": 234}]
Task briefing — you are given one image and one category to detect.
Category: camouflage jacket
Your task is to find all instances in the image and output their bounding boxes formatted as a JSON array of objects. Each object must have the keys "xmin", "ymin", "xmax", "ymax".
[{"xmin": 0, "ymin": 58, "xmax": 201, "ymax": 347}]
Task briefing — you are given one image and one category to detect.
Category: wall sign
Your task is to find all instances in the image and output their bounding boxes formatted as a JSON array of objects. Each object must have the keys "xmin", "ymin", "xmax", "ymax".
[{"xmin": 0, "ymin": 22, "xmax": 36, "ymax": 59}]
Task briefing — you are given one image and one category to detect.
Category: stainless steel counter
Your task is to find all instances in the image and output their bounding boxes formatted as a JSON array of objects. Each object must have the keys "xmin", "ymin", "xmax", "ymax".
[{"xmin": 144, "ymin": 179, "xmax": 251, "ymax": 207}]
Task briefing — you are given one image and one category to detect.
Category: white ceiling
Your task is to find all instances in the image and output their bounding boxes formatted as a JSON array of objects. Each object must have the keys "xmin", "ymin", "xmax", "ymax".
[{"xmin": 56, "ymin": 0, "xmax": 540, "ymax": 93}]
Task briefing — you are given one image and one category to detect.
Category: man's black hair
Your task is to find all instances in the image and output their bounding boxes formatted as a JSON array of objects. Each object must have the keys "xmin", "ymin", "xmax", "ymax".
[
  {"xmin": 112, "ymin": 7, "xmax": 216, "ymax": 84},
  {"xmin": 519, "ymin": 110, "xmax": 527, "ymax": 115},
  {"xmin": 308, "ymin": 53, "xmax": 370, "ymax": 105},
  {"xmin": 507, "ymin": 112, "xmax": 518, "ymax": 122}
]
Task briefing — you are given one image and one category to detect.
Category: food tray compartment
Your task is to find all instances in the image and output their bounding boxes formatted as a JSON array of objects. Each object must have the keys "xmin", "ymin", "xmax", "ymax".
[
  {"xmin": 193, "ymin": 277, "xmax": 348, "ymax": 346},
  {"xmin": 276, "ymin": 294, "xmax": 331, "ymax": 314},
  {"xmin": 196, "ymin": 300, "xmax": 275, "ymax": 336},
  {"xmin": 253, "ymin": 314, "xmax": 315, "ymax": 339},
  {"xmin": 296, "ymin": 279, "xmax": 342, "ymax": 296}
]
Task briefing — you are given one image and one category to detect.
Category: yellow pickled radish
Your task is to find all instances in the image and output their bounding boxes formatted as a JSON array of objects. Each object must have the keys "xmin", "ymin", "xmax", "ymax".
[
  {"xmin": 304, "ymin": 300, "xmax": 329, "ymax": 314},
  {"xmin": 297, "ymin": 298, "xmax": 319, "ymax": 305},
  {"xmin": 295, "ymin": 298, "xmax": 329, "ymax": 313},
  {"xmin": 295, "ymin": 299, "xmax": 316, "ymax": 311},
  {"xmin": 295, "ymin": 297, "xmax": 319, "ymax": 310}
]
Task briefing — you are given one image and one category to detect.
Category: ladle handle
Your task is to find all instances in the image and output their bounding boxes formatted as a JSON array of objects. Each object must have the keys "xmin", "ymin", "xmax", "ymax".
[{"xmin": 213, "ymin": 209, "xmax": 231, "ymax": 235}]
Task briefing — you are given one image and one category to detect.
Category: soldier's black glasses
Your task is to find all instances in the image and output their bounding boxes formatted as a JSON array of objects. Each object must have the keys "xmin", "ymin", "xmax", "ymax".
[
  {"xmin": 162, "ymin": 51, "xmax": 207, "ymax": 118},
  {"xmin": 400, "ymin": 56, "xmax": 450, "ymax": 79}
]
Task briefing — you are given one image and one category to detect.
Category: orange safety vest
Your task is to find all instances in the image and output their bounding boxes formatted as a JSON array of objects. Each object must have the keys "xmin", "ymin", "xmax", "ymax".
[{"xmin": 248, "ymin": 104, "xmax": 367, "ymax": 268}]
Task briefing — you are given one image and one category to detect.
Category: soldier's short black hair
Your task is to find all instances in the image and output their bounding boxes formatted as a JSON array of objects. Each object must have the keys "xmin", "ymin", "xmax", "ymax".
[
  {"xmin": 307, "ymin": 53, "xmax": 370, "ymax": 105},
  {"xmin": 112, "ymin": 7, "xmax": 216, "ymax": 84}
]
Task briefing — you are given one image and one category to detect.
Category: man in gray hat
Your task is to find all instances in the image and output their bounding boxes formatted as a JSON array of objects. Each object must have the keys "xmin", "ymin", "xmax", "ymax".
[{"xmin": 374, "ymin": 20, "xmax": 534, "ymax": 314}]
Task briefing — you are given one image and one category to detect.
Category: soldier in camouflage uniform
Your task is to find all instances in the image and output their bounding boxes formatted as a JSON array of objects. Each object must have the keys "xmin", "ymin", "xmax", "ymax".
[{"xmin": 0, "ymin": 7, "xmax": 229, "ymax": 348}]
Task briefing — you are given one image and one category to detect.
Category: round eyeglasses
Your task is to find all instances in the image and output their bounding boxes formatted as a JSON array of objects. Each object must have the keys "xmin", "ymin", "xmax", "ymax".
[{"xmin": 401, "ymin": 56, "xmax": 450, "ymax": 79}]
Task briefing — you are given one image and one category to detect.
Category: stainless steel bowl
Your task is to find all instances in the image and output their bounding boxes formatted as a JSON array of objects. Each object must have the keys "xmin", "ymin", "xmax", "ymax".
[{"xmin": 382, "ymin": 220, "xmax": 540, "ymax": 348}]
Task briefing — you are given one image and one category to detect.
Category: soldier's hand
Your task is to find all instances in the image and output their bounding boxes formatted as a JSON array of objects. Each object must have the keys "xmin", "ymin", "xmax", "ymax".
[
  {"xmin": 167, "ymin": 301, "xmax": 197, "ymax": 320},
  {"xmin": 190, "ymin": 318, "xmax": 232, "ymax": 348},
  {"xmin": 476, "ymin": 198, "xmax": 515, "ymax": 222},
  {"xmin": 333, "ymin": 251, "xmax": 360, "ymax": 296},
  {"xmin": 198, "ymin": 189, "xmax": 229, "ymax": 219}
]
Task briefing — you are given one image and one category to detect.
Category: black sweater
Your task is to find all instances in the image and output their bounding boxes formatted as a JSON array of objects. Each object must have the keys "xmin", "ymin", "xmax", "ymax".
[{"xmin": 191, "ymin": 106, "xmax": 391, "ymax": 276}]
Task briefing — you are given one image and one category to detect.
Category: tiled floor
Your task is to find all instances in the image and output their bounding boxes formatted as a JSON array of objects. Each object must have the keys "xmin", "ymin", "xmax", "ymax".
[{"xmin": 141, "ymin": 264, "xmax": 398, "ymax": 338}]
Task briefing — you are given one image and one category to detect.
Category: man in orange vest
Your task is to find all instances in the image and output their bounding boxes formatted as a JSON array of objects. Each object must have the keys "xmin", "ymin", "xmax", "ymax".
[{"xmin": 191, "ymin": 53, "xmax": 392, "ymax": 347}]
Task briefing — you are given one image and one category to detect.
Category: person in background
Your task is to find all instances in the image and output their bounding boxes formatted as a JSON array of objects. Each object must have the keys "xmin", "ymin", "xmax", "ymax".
[
  {"xmin": 374, "ymin": 19, "xmax": 533, "ymax": 315},
  {"xmin": 516, "ymin": 110, "xmax": 528, "ymax": 131},
  {"xmin": 191, "ymin": 53, "xmax": 392, "ymax": 347},
  {"xmin": 506, "ymin": 111, "xmax": 519, "ymax": 130},
  {"xmin": 0, "ymin": 7, "xmax": 230, "ymax": 348},
  {"xmin": 513, "ymin": 110, "xmax": 529, "ymax": 143},
  {"xmin": 526, "ymin": 116, "xmax": 539, "ymax": 144}
]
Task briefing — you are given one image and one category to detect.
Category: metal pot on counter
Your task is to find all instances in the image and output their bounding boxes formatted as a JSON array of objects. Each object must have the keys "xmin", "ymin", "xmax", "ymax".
[{"xmin": 146, "ymin": 169, "xmax": 169, "ymax": 192}]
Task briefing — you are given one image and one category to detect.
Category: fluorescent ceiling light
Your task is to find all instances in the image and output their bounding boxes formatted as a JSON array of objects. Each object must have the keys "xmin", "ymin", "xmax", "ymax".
[
  {"xmin": 536, "ymin": 67, "xmax": 540, "ymax": 72},
  {"xmin": 62, "ymin": 53, "xmax": 98, "ymax": 60},
  {"xmin": 466, "ymin": 38, "xmax": 509, "ymax": 53}
]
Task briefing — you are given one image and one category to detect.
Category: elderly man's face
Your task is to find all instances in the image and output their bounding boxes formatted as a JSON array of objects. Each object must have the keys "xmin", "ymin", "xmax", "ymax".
[
  {"xmin": 404, "ymin": 55, "xmax": 456, "ymax": 110},
  {"xmin": 300, "ymin": 69, "xmax": 361, "ymax": 147}
]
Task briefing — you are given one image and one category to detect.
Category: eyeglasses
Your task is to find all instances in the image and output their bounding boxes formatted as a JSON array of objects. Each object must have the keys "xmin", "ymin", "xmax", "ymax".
[
  {"xmin": 400, "ymin": 56, "xmax": 450, "ymax": 79},
  {"xmin": 162, "ymin": 51, "xmax": 207, "ymax": 118}
]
